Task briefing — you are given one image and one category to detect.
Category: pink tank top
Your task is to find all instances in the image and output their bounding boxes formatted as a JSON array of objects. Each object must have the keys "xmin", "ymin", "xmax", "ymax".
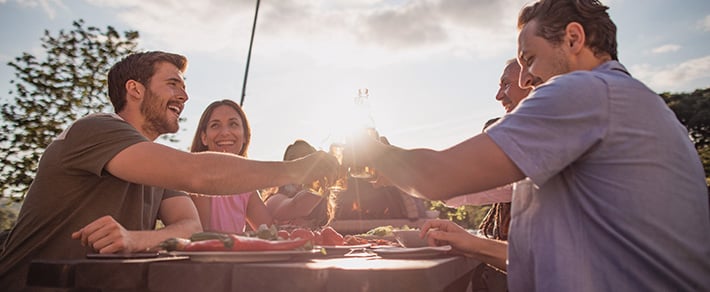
[{"xmin": 208, "ymin": 192, "xmax": 252, "ymax": 233}]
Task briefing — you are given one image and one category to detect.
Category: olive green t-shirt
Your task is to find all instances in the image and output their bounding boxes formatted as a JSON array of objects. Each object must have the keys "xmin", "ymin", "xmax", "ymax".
[{"xmin": 0, "ymin": 113, "xmax": 185, "ymax": 290}]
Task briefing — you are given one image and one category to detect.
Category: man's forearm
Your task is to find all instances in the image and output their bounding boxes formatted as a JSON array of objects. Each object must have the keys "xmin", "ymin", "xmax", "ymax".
[
  {"xmin": 465, "ymin": 236, "xmax": 508, "ymax": 271},
  {"xmin": 369, "ymin": 134, "xmax": 523, "ymax": 201},
  {"xmin": 130, "ymin": 219, "xmax": 202, "ymax": 252}
]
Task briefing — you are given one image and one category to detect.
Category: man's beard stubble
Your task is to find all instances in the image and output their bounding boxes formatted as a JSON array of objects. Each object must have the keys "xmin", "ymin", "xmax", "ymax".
[{"xmin": 141, "ymin": 89, "xmax": 179, "ymax": 138}]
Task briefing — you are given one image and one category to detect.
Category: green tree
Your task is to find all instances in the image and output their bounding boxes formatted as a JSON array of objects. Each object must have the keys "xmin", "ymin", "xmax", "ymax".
[
  {"xmin": 699, "ymin": 146, "xmax": 710, "ymax": 186},
  {"xmin": 0, "ymin": 20, "xmax": 140, "ymax": 202},
  {"xmin": 427, "ymin": 200, "xmax": 490, "ymax": 230},
  {"xmin": 662, "ymin": 88, "xmax": 710, "ymax": 148},
  {"xmin": 661, "ymin": 87, "xmax": 710, "ymax": 184}
]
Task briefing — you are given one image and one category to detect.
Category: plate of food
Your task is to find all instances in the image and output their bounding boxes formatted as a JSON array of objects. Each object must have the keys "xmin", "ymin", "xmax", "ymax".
[
  {"xmin": 371, "ymin": 245, "xmax": 452, "ymax": 259},
  {"xmin": 168, "ymin": 249, "xmax": 325, "ymax": 263},
  {"xmin": 354, "ymin": 234, "xmax": 396, "ymax": 241},
  {"xmin": 354, "ymin": 225, "xmax": 399, "ymax": 241}
]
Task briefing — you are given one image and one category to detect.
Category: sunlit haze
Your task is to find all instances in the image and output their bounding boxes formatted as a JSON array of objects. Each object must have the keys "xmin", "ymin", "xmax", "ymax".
[{"xmin": 1, "ymin": 0, "xmax": 708, "ymax": 161}]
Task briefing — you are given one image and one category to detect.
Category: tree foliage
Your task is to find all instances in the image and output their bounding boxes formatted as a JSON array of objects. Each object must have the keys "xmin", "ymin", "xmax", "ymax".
[
  {"xmin": 661, "ymin": 87, "xmax": 710, "ymax": 184},
  {"xmin": 661, "ymin": 88, "xmax": 710, "ymax": 149},
  {"xmin": 0, "ymin": 20, "xmax": 140, "ymax": 201}
]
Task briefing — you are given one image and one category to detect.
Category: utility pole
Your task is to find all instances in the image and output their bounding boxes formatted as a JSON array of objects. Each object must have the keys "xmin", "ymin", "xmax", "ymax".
[{"xmin": 240, "ymin": 0, "xmax": 260, "ymax": 106}]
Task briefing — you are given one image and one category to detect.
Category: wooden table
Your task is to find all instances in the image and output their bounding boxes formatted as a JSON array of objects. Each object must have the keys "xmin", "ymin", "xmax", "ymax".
[{"xmin": 28, "ymin": 252, "xmax": 480, "ymax": 292}]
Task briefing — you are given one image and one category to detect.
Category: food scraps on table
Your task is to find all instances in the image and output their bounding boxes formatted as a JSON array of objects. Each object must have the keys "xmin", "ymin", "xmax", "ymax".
[
  {"xmin": 358, "ymin": 225, "xmax": 415, "ymax": 237},
  {"xmin": 159, "ymin": 224, "xmax": 406, "ymax": 252},
  {"xmin": 160, "ymin": 224, "xmax": 313, "ymax": 252}
]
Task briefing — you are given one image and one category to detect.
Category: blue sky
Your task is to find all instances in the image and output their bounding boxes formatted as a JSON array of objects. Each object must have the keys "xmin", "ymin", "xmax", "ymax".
[{"xmin": 1, "ymin": 0, "xmax": 709, "ymax": 161}]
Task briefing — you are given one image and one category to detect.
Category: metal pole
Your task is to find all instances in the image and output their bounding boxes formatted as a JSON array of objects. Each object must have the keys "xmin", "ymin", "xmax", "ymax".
[{"xmin": 240, "ymin": 0, "xmax": 260, "ymax": 106}]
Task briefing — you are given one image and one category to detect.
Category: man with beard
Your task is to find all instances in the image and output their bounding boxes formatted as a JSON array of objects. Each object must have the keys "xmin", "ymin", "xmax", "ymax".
[
  {"xmin": 350, "ymin": 0, "xmax": 710, "ymax": 290},
  {"xmin": 0, "ymin": 51, "xmax": 338, "ymax": 291}
]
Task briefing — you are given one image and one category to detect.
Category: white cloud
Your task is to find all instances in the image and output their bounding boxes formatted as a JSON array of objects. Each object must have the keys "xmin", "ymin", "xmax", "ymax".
[
  {"xmin": 699, "ymin": 14, "xmax": 710, "ymax": 32},
  {"xmin": 630, "ymin": 55, "xmax": 710, "ymax": 92},
  {"xmin": 651, "ymin": 44, "xmax": 681, "ymax": 54},
  {"xmin": 80, "ymin": 0, "xmax": 527, "ymax": 66},
  {"xmin": 86, "ymin": 0, "xmax": 255, "ymax": 54},
  {"xmin": 12, "ymin": 0, "xmax": 67, "ymax": 19}
]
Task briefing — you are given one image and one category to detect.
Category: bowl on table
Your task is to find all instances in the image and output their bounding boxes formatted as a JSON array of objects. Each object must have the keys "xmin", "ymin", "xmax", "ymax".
[{"xmin": 392, "ymin": 230, "xmax": 429, "ymax": 248}]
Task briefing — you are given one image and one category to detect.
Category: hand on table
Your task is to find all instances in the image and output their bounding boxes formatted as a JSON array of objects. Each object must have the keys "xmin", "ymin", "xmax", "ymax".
[
  {"xmin": 421, "ymin": 219, "xmax": 477, "ymax": 256},
  {"xmin": 71, "ymin": 215, "xmax": 138, "ymax": 253},
  {"xmin": 422, "ymin": 219, "xmax": 509, "ymax": 271}
]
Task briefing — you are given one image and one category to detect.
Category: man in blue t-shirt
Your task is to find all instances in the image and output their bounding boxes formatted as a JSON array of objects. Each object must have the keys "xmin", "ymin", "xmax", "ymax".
[{"xmin": 350, "ymin": 0, "xmax": 710, "ymax": 291}]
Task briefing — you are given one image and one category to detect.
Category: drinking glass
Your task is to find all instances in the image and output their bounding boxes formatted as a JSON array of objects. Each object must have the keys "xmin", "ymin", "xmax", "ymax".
[
  {"xmin": 348, "ymin": 128, "xmax": 379, "ymax": 180},
  {"xmin": 327, "ymin": 142, "xmax": 348, "ymax": 193}
]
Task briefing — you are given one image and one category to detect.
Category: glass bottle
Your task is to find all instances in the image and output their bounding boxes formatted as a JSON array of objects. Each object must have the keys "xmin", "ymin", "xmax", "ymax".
[{"xmin": 348, "ymin": 88, "xmax": 378, "ymax": 179}]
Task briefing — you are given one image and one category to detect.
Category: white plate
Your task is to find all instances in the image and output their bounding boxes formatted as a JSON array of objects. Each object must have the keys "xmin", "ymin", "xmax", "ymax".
[
  {"xmin": 372, "ymin": 245, "xmax": 452, "ymax": 259},
  {"xmin": 169, "ymin": 249, "xmax": 324, "ymax": 263},
  {"xmin": 317, "ymin": 244, "xmax": 371, "ymax": 256}
]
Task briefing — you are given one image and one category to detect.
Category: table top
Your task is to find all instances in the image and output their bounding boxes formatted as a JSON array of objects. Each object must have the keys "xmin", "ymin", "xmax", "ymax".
[{"xmin": 28, "ymin": 251, "xmax": 480, "ymax": 292}]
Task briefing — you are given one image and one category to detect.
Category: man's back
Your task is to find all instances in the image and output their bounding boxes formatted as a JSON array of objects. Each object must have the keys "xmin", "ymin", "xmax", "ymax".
[{"xmin": 488, "ymin": 61, "xmax": 710, "ymax": 291}]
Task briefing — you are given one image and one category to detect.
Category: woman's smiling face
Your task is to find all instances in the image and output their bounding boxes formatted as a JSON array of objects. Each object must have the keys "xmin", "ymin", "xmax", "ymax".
[{"xmin": 200, "ymin": 104, "xmax": 246, "ymax": 155}]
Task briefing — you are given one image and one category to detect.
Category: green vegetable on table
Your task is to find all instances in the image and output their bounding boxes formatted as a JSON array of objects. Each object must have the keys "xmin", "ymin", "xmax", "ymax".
[
  {"xmin": 361, "ymin": 225, "xmax": 414, "ymax": 237},
  {"xmin": 159, "ymin": 224, "xmax": 310, "ymax": 252}
]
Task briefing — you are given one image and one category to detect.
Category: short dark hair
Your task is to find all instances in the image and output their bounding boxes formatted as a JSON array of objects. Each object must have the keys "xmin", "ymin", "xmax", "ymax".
[
  {"xmin": 518, "ymin": 0, "xmax": 618, "ymax": 61},
  {"xmin": 190, "ymin": 99, "xmax": 252, "ymax": 156},
  {"xmin": 283, "ymin": 140, "xmax": 316, "ymax": 161},
  {"xmin": 107, "ymin": 51, "xmax": 187, "ymax": 113}
]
